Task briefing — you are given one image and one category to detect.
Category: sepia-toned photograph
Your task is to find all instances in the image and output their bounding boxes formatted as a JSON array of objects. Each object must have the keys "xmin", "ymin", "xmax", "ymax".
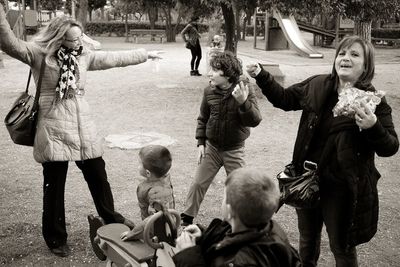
[{"xmin": 1, "ymin": 0, "xmax": 399, "ymax": 266}]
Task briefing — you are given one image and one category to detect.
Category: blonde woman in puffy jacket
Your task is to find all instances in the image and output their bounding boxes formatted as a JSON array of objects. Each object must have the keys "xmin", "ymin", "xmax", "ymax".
[{"xmin": 0, "ymin": 3, "xmax": 161, "ymax": 257}]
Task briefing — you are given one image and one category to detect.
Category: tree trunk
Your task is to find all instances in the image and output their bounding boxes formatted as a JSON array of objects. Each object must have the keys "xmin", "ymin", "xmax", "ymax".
[
  {"xmin": 173, "ymin": 2, "xmax": 184, "ymax": 42},
  {"xmin": 163, "ymin": 7, "xmax": 175, "ymax": 42},
  {"xmin": 242, "ymin": 12, "xmax": 252, "ymax": 41},
  {"xmin": 241, "ymin": 17, "xmax": 246, "ymax": 40},
  {"xmin": 88, "ymin": 8, "xmax": 92, "ymax": 21},
  {"xmin": 77, "ymin": 0, "xmax": 88, "ymax": 28},
  {"xmin": 148, "ymin": 6, "xmax": 157, "ymax": 30},
  {"xmin": 124, "ymin": 13, "xmax": 129, "ymax": 42},
  {"xmin": 233, "ymin": 3, "xmax": 241, "ymax": 41},
  {"xmin": 354, "ymin": 19, "xmax": 372, "ymax": 42},
  {"xmin": 221, "ymin": 2, "xmax": 236, "ymax": 54}
]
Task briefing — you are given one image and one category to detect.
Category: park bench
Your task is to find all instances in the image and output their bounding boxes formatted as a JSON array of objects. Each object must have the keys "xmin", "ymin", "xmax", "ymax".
[
  {"xmin": 128, "ymin": 29, "xmax": 166, "ymax": 43},
  {"xmin": 372, "ymin": 37, "xmax": 400, "ymax": 47}
]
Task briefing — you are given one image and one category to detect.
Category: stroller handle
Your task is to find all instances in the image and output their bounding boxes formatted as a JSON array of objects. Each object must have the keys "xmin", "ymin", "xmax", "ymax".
[{"xmin": 143, "ymin": 209, "xmax": 181, "ymax": 249}]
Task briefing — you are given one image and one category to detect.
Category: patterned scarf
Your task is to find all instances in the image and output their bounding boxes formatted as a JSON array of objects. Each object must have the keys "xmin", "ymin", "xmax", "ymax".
[{"xmin": 55, "ymin": 45, "xmax": 83, "ymax": 101}]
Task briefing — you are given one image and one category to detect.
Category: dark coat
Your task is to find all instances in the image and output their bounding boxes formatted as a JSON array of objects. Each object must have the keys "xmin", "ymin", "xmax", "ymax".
[
  {"xmin": 196, "ymin": 82, "xmax": 262, "ymax": 150},
  {"xmin": 254, "ymin": 69, "xmax": 399, "ymax": 247},
  {"xmin": 173, "ymin": 219, "xmax": 301, "ymax": 267},
  {"xmin": 180, "ymin": 23, "xmax": 200, "ymax": 47}
]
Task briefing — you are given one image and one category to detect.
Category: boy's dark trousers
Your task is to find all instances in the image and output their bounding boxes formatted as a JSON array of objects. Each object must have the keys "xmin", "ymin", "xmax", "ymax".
[{"xmin": 41, "ymin": 157, "xmax": 124, "ymax": 249}]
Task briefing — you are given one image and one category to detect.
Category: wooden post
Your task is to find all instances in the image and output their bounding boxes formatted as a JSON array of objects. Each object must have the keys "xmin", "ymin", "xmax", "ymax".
[
  {"xmin": 264, "ymin": 11, "xmax": 269, "ymax": 50},
  {"xmin": 253, "ymin": 8, "xmax": 256, "ymax": 49},
  {"xmin": 0, "ymin": 51, "xmax": 4, "ymax": 68},
  {"xmin": 71, "ymin": 0, "xmax": 76, "ymax": 19},
  {"xmin": 335, "ymin": 15, "xmax": 340, "ymax": 48}
]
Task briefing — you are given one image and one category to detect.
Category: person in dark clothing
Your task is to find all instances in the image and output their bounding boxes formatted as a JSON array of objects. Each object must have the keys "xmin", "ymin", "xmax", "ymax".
[
  {"xmin": 173, "ymin": 167, "xmax": 301, "ymax": 267},
  {"xmin": 181, "ymin": 16, "xmax": 202, "ymax": 76},
  {"xmin": 247, "ymin": 35, "xmax": 399, "ymax": 267}
]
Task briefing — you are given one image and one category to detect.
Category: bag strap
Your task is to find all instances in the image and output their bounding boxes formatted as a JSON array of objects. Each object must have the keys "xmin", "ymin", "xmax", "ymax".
[
  {"xmin": 25, "ymin": 71, "xmax": 32, "ymax": 94},
  {"xmin": 31, "ymin": 58, "xmax": 46, "ymax": 113}
]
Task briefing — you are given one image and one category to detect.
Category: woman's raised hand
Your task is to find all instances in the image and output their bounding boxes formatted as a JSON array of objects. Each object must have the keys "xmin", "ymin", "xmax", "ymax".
[
  {"xmin": 147, "ymin": 50, "xmax": 164, "ymax": 60},
  {"xmin": 246, "ymin": 63, "xmax": 261, "ymax": 78}
]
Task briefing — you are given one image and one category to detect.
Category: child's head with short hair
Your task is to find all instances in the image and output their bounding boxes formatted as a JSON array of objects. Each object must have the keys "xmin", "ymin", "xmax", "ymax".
[
  {"xmin": 138, "ymin": 145, "xmax": 172, "ymax": 178},
  {"xmin": 209, "ymin": 51, "xmax": 242, "ymax": 84},
  {"xmin": 224, "ymin": 167, "xmax": 279, "ymax": 229},
  {"xmin": 211, "ymin": 34, "xmax": 222, "ymax": 47}
]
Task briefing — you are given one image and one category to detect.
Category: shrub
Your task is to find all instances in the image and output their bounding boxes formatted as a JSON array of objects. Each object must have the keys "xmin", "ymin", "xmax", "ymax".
[
  {"xmin": 85, "ymin": 21, "xmax": 209, "ymax": 36},
  {"xmin": 372, "ymin": 28, "xmax": 400, "ymax": 39}
]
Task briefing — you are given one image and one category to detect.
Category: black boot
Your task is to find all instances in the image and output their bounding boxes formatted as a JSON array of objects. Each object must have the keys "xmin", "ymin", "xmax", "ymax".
[
  {"xmin": 190, "ymin": 70, "xmax": 196, "ymax": 76},
  {"xmin": 88, "ymin": 214, "xmax": 107, "ymax": 261},
  {"xmin": 194, "ymin": 70, "xmax": 202, "ymax": 76},
  {"xmin": 50, "ymin": 244, "xmax": 70, "ymax": 257}
]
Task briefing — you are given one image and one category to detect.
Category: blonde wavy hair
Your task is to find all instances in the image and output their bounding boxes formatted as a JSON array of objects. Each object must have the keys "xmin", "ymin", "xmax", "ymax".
[{"xmin": 31, "ymin": 16, "xmax": 83, "ymax": 68}]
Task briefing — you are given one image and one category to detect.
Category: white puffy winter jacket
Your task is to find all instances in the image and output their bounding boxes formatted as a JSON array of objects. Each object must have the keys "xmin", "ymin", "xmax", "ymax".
[{"xmin": 0, "ymin": 7, "xmax": 148, "ymax": 162}]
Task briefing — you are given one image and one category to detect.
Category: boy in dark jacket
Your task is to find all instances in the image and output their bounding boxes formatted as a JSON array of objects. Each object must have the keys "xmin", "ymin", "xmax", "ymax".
[
  {"xmin": 180, "ymin": 51, "xmax": 262, "ymax": 225},
  {"xmin": 173, "ymin": 167, "xmax": 301, "ymax": 267}
]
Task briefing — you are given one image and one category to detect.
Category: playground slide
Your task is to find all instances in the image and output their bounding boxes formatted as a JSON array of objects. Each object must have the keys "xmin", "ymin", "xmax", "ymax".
[{"xmin": 273, "ymin": 10, "xmax": 323, "ymax": 58}]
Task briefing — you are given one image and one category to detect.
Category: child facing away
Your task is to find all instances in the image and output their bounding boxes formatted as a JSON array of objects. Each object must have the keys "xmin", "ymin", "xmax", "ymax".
[
  {"xmin": 173, "ymin": 167, "xmax": 301, "ymax": 267},
  {"xmin": 180, "ymin": 51, "xmax": 262, "ymax": 226},
  {"xmin": 120, "ymin": 144, "xmax": 175, "ymax": 241},
  {"xmin": 88, "ymin": 145, "xmax": 174, "ymax": 259}
]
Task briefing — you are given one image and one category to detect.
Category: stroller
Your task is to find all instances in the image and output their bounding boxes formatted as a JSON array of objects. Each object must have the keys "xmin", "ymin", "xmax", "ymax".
[{"xmin": 94, "ymin": 205, "xmax": 180, "ymax": 267}]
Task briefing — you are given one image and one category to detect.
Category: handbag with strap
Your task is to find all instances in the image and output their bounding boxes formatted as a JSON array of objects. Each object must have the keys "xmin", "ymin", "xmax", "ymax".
[
  {"xmin": 277, "ymin": 133, "xmax": 335, "ymax": 210},
  {"xmin": 4, "ymin": 59, "xmax": 46, "ymax": 146}
]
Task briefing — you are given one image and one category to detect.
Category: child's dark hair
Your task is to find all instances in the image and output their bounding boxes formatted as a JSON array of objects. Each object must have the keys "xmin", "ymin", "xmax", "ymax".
[
  {"xmin": 209, "ymin": 51, "xmax": 243, "ymax": 84},
  {"xmin": 139, "ymin": 145, "xmax": 172, "ymax": 178}
]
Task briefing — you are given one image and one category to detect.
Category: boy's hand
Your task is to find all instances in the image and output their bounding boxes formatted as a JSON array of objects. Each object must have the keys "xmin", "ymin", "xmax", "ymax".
[
  {"xmin": 183, "ymin": 225, "xmax": 202, "ymax": 239},
  {"xmin": 232, "ymin": 81, "xmax": 249, "ymax": 105},
  {"xmin": 246, "ymin": 63, "xmax": 261, "ymax": 78},
  {"xmin": 120, "ymin": 230, "xmax": 136, "ymax": 241},
  {"xmin": 120, "ymin": 227, "xmax": 143, "ymax": 241},
  {"xmin": 176, "ymin": 225, "xmax": 201, "ymax": 252},
  {"xmin": 197, "ymin": 145, "xmax": 205, "ymax": 165}
]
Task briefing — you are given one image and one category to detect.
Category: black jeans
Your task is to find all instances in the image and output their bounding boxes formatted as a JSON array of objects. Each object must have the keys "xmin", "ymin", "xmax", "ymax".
[
  {"xmin": 41, "ymin": 157, "xmax": 124, "ymax": 248},
  {"xmin": 190, "ymin": 39, "xmax": 202, "ymax": 71},
  {"xmin": 296, "ymin": 179, "xmax": 358, "ymax": 267}
]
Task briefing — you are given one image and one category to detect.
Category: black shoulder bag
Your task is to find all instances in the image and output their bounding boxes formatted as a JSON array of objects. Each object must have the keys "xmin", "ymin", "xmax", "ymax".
[
  {"xmin": 277, "ymin": 133, "xmax": 335, "ymax": 210},
  {"xmin": 4, "ymin": 59, "xmax": 46, "ymax": 146}
]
